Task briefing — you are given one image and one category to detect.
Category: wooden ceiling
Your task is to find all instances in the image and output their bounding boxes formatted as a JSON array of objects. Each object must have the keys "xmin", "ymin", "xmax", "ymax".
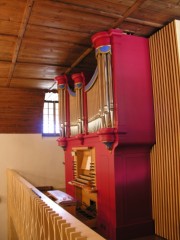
[{"xmin": 0, "ymin": 0, "xmax": 180, "ymax": 91}]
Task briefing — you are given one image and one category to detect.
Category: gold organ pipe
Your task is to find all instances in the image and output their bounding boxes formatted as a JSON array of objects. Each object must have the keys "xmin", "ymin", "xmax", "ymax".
[
  {"xmin": 58, "ymin": 89, "xmax": 63, "ymax": 136},
  {"xmin": 78, "ymin": 88, "xmax": 82, "ymax": 133},
  {"xmin": 61, "ymin": 89, "xmax": 65, "ymax": 137},
  {"xmin": 86, "ymin": 75, "xmax": 101, "ymax": 133},
  {"xmin": 102, "ymin": 54, "xmax": 107, "ymax": 113},
  {"xmin": 63, "ymin": 89, "xmax": 67, "ymax": 136},
  {"xmin": 76, "ymin": 87, "xmax": 79, "ymax": 133},
  {"xmin": 80, "ymin": 89, "xmax": 83, "ymax": 132},
  {"xmin": 95, "ymin": 47, "xmax": 114, "ymax": 129},
  {"xmin": 102, "ymin": 54, "xmax": 108, "ymax": 124},
  {"xmin": 104, "ymin": 53, "xmax": 111, "ymax": 127},
  {"xmin": 107, "ymin": 53, "xmax": 114, "ymax": 127},
  {"xmin": 97, "ymin": 53, "xmax": 105, "ymax": 128}
]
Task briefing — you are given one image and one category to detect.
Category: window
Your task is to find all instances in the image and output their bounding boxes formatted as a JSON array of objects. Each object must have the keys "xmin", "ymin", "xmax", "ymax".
[{"xmin": 43, "ymin": 92, "xmax": 59, "ymax": 135}]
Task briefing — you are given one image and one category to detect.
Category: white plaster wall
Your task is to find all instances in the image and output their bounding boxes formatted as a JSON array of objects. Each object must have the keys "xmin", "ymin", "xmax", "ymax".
[{"xmin": 0, "ymin": 134, "xmax": 65, "ymax": 240}]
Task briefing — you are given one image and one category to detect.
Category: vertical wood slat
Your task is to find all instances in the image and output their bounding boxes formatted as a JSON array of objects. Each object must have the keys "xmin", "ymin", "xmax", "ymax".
[
  {"xmin": 7, "ymin": 169, "xmax": 105, "ymax": 240},
  {"xmin": 149, "ymin": 20, "xmax": 180, "ymax": 240}
]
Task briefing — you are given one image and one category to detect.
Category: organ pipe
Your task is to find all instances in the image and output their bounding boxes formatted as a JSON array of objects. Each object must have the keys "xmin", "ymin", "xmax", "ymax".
[
  {"xmin": 95, "ymin": 45, "xmax": 114, "ymax": 128},
  {"xmin": 72, "ymin": 73, "xmax": 86, "ymax": 135},
  {"xmin": 55, "ymin": 75, "xmax": 70, "ymax": 138}
]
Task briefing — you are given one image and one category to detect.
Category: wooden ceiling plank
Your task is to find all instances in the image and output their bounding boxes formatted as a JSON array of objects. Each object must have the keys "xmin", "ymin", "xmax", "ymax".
[
  {"xmin": 49, "ymin": 0, "xmax": 148, "ymax": 90},
  {"xmin": 0, "ymin": 20, "xmax": 20, "ymax": 36},
  {"xmin": 25, "ymin": 24, "xmax": 91, "ymax": 44},
  {"xmin": 112, "ymin": 0, "xmax": 147, "ymax": 28},
  {"xmin": 34, "ymin": 0, "xmax": 128, "ymax": 18},
  {"xmin": 33, "ymin": 0, "xmax": 164, "ymax": 29},
  {"xmin": 65, "ymin": 47, "xmax": 93, "ymax": 74},
  {"xmin": 7, "ymin": 0, "xmax": 35, "ymax": 87},
  {"xmin": 13, "ymin": 62, "xmax": 66, "ymax": 80}
]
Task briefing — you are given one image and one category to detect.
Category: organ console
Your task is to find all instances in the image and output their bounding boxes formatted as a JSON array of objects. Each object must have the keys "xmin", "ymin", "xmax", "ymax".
[{"xmin": 55, "ymin": 29, "xmax": 155, "ymax": 240}]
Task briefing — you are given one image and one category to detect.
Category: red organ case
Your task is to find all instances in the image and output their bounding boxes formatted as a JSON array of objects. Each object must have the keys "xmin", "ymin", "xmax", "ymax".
[{"xmin": 55, "ymin": 29, "xmax": 155, "ymax": 240}]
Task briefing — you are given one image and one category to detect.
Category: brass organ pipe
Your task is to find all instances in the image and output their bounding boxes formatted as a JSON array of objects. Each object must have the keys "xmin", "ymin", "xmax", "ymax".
[
  {"xmin": 79, "ymin": 88, "xmax": 82, "ymax": 133},
  {"xmin": 64, "ymin": 89, "xmax": 67, "ymax": 137},
  {"xmin": 103, "ymin": 53, "xmax": 112, "ymax": 127},
  {"xmin": 80, "ymin": 89, "xmax": 83, "ymax": 133},
  {"xmin": 97, "ymin": 54, "xmax": 102, "ymax": 110},
  {"xmin": 58, "ymin": 89, "xmax": 62, "ymax": 136},
  {"xmin": 107, "ymin": 53, "xmax": 113, "ymax": 127},
  {"xmin": 78, "ymin": 88, "xmax": 82, "ymax": 133},
  {"xmin": 98, "ymin": 53, "xmax": 106, "ymax": 128},
  {"xmin": 76, "ymin": 87, "xmax": 79, "ymax": 133},
  {"xmin": 61, "ymin": 89, "xmax": 65, "ymax": 137},
  {"xmin": 102, "ymin": 54, "xmax": 107, "ymax": 113}
]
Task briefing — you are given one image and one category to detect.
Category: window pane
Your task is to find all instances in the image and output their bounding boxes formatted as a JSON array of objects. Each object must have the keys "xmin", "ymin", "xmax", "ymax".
[
  {"xmin": 43, "ymin": 95, "xmax": 59, "ymax": 134},
  {"xmin": 49, "ymin": 108, "xmax": 54, "ymax": 115},
  {"xmin": 44, "ymin": 102, "xmax": 48, "ymax": 108},
  {"xmin": 43, "ymin": 108, "xmax": 48, "ymax": 114},
  {"xmin": 48, "ymin": 102, "xmax": 53, "ymax": 108}
]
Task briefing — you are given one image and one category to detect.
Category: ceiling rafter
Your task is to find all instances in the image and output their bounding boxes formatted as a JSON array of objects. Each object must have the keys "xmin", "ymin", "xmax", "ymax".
[
  {"xmin": 126, "ymin": 17, "xmax": 163, "ymax": 28},
  {"xmin": 7, "ymin": 0, "xmax": 35, "ymax": 87}
]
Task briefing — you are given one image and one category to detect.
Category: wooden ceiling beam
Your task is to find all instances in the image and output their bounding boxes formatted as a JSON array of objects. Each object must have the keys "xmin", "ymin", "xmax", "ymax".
[
  {"xmin": 126, "ymin": 17, "xmax": 163, "ymax": 28},
  {"xmin": 7, "ymin": 0, "xmax": 35, "ymax": 87}
]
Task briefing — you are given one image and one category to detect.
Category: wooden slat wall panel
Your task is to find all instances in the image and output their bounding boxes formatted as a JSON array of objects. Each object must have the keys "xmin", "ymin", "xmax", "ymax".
[
  {"xmin": 0, "ymin": 87, "xmax": 44, "ymax": 133},
  {"xmin": 149, "ymin": 20, "xmax": 180, "ymax": 240}
]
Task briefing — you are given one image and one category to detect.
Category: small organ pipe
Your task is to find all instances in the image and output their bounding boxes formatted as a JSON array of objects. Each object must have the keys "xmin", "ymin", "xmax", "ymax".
[
  {"xmin": 54, "ymin": 75, "xmax": 69, "ymax": 137},
  {"xmin": 94, "ymin": 44, "xmax": 113, "ymax": 129}
]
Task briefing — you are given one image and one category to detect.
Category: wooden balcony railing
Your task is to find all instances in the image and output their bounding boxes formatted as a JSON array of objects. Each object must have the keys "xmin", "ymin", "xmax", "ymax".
[{"xmin": 7, "ymin": 169, "xmax": 105, "ymax": 240}]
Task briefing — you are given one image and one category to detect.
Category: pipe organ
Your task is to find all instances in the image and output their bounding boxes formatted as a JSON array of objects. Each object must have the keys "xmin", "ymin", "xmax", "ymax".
[{"xmin": 55, "ymin": 29, "xmax": 155, "ymax": 240}]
